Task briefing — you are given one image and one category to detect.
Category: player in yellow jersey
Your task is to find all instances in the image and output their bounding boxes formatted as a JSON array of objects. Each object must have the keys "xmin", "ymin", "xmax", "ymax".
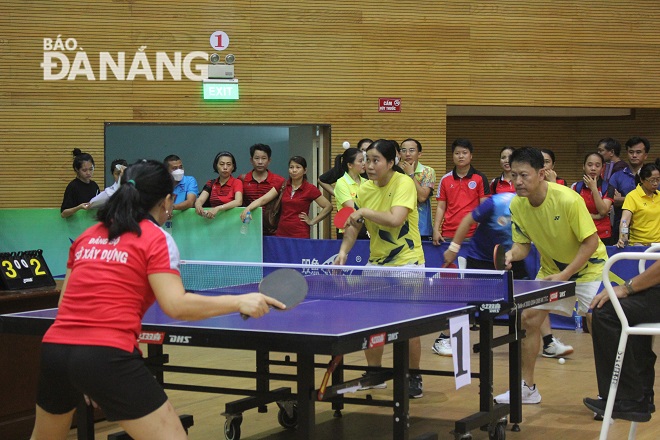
[
  {"xmin": 334, "ymin": 139, "xmax": 425, "ymax": 399},
  {"xmin": 495, "ymin": 147, "xmax": 607, "ymax": 405}
]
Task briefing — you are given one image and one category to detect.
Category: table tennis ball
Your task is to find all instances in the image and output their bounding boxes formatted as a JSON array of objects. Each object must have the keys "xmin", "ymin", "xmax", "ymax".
[
  {"xmin": 558, "ymin": 358, "xmax": 565, "ymax": 365},
  {"xmin": 342, "ymin": 141, "xmax": 351, "ymax": 149}
]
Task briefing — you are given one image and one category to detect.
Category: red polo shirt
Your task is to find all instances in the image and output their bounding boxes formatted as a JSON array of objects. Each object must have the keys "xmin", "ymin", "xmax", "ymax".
[
  {"xmin": 436, "ymin": 166, "xmax": 489, "ymax": 238},
  {"xmin": 203, "ymin": 175, "xmax": 243, "ymax": 207},
  {"xmin": 240, "ymin": 170, "xmax": 286, "ymax": 205},
  {"xmin": 276, "ymin": 180, "xmax": 322, "ymax": 238}
]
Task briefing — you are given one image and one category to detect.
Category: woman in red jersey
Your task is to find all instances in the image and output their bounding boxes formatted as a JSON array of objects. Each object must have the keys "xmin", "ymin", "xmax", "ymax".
[{"xmin": 32, "ymin": 160, "xmax": 283, "ymax": 440}]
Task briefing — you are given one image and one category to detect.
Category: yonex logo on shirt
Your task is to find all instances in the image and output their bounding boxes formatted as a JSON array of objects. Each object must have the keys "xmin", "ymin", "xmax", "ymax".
[{"xmin": 554, "ymin": 216, "xmax": 560, "ymax": 220}]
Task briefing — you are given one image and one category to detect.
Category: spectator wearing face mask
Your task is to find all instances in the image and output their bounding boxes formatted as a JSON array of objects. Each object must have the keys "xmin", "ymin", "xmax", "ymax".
[{"xmin": 164, "ymin": 154, "xmax": 198, "ymax": 212}]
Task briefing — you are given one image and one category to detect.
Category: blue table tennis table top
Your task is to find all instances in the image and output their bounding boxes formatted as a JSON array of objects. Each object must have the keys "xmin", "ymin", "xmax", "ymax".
[{"xmin": 2, "ymin": 279, "xmax": 573, "ymax": 338}]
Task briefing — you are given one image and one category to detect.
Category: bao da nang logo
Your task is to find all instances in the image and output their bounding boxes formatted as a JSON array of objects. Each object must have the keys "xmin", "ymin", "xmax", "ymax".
[{"xmin": 41, "ymin": 37, "xmax": 209, "ymax": 81}]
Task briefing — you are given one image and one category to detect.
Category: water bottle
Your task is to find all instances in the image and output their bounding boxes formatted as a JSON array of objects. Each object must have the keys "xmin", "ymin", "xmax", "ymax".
[
  {"xmin": 620, "ymin": 220, "xmax": 629, "ymax": 247},
  {"xmin": 575, "ymin": 314, "xmax": 583, "ymax": 333},
  {"xmin": 240, "ymin": 211, "xmax": 251, "ymax": 235}
]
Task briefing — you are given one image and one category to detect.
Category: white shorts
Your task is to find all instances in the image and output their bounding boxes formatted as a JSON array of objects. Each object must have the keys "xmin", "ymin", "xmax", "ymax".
[{"xmin": 534, "ymin": 281, "xmax": 601, "ymax": 316}]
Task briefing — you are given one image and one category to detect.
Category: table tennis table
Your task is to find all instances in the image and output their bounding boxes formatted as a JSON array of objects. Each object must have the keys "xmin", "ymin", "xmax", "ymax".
[{"xmin": 0, "ymin": 262, "xmax": 575, "ymax": 440}]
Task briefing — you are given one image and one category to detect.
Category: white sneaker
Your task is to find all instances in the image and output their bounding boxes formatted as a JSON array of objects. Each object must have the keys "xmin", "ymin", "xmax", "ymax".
[
  {"xmin": 542, "ymin": 337, "xmax": 574, "ymax": 358},
  {"xmin": 494, "ymin": 381, "xmax": 541, "ymax": 404},
  {"xmin": 432, "ymin": 337, "xmax": 452, "ymax": 356}
]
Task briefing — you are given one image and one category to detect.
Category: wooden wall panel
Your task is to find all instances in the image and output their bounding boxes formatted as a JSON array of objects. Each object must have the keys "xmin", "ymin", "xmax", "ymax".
[
  {"xmin": 446, "ymin": 109, "xmax": 660, "ymax": 187},
  {"xmin": 1, "ymin": 1, "xmax": 659, "ymax": 207}
]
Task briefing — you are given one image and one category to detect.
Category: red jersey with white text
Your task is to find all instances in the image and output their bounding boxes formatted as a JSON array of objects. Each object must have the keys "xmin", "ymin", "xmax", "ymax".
[{"xmin": 43, "ymin": 219, "xmax": 180, "ymax": 353}]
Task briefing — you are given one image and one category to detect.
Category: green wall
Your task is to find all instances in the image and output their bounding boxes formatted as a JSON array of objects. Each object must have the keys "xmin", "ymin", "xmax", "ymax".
[{"xmin": 0, "ymin": 208, "xmax": 262, "ymax": 277}]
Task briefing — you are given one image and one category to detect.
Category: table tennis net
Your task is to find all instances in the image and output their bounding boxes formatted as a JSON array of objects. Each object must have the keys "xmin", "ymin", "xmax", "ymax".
[{"xmin": 180, "ymin": 260, "xmax": 513, "ymax": 304}]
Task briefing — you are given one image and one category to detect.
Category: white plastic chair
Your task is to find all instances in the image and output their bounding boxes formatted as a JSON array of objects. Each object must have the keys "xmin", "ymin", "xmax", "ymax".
[{"xmin": 600, "ymin": 245, "xmax": 660, "ymax": 439}]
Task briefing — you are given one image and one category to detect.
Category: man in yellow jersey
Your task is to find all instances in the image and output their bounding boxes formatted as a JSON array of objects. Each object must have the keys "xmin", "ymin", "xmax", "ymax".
[{"xmin": 494, "ymin": 147, "xmax": 607, "ymax": 405}]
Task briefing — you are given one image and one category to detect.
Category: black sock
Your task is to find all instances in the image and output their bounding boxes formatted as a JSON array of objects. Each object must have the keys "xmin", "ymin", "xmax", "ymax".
[{"xmin": 542, "ymin": 334, "xmax": 553, "ymax": 347}]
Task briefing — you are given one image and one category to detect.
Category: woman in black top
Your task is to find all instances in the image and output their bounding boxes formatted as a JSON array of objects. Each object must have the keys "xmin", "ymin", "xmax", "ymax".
[{"xmin": 60, "ymin": 148, "xmax": 100, "ymax": 218}]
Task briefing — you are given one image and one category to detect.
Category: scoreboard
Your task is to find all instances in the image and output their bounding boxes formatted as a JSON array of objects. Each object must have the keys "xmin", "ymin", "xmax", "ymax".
[{"xmin": 0, "ymin": 250, "xmax": 56, "ymax": 291}]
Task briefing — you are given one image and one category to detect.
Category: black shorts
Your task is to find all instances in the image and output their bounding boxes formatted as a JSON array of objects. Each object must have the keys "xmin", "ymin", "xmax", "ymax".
[{"xmin": 37, "ymin": 343, "xmax": 168, "ymax": 421}]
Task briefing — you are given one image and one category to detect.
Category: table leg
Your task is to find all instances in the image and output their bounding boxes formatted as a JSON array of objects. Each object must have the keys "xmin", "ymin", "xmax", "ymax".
[
  {"xmin": 393, "ymin": 340, "xmax": 410, "ymax": 440},
  {"xmin": 296, "ymin": 352, "xmax": 315, "ymax": 439},
  {"xmin": 509, "ymin": 309, "xmax": 523, "ymax": 430},
  {"xmin": 479, "ymin": 312, "xmax": 495, "ymax": 413},
  {"xmin": 256, "ymin": 349, "xmax": 269, "ymax": 413},
  {"xmin": 76, "ymin": 398, "xmax": 94, "ymax": 440}
]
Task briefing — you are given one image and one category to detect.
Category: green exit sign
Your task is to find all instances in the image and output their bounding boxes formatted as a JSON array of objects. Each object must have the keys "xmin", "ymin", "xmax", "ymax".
[{"xmin": 203, "ymin": 82, "xmax": 239, "ymax": 100}]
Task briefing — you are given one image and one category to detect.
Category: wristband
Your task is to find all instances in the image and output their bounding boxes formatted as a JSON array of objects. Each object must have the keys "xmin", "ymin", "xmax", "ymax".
[{"xmin": 448, "ymin": 242, "xmax": 461, "ymax": 253}]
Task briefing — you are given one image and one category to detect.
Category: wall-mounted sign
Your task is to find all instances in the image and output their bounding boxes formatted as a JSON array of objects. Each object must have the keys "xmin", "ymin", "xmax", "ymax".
[
  {"xmin": 203, "ymin": 81, "xmax": 239, "ymax": 100},
  {"xmin": 379, "ymin": 98, "xmax": 401, "ymax": 112},
  {"xmin": 210, "ymin": 31, "xmax": 230, "ymax": 51}
]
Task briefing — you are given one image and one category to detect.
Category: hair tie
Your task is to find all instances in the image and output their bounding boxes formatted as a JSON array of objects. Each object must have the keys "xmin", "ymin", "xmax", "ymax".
[{"xmin": 127, "ymin": 179, "xmax": 136, "ymax": 188}]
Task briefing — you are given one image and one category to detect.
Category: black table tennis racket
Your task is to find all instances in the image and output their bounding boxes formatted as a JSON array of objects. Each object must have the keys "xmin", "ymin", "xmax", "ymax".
[
  {"xmin": 493, "ymin": 244, "xmax": 507, "ymax": 270},
  {"xmin": 241, "ymin": 268, "xmax": 308, "ymax": 320}
]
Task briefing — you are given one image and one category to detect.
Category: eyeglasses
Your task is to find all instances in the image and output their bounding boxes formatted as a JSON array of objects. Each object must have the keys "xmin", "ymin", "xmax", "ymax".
[
  {"xmin": 645, "ymin": 177, "xmax": 660, "ymax": 184},
  {"xmin": 399, "ymin": 148, "xmax": 418, "ymax": 154}
]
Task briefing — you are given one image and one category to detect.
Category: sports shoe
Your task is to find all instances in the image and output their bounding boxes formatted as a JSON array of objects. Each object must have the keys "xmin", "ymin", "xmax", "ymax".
[
  {"xmin": 494, "ymin": 381, "xmax": 541, "ymax": 404},
  {"xmin": 358, "ymin": 372, "xmax": 387, "ymax": 390},
  {"xmin": 584, "ymin": 396, "xmax": 651, "ymax": 423},
  {"xmin": 432, "ymin": 335, "xmax": 452, "ymax": 356},
  {"xmin": 409, "ymin": 374, "xmax": 423, "ymax": 399},
  {"xmin": 542, "ymin": 337, "xmax": 574, "ymax": 358}
]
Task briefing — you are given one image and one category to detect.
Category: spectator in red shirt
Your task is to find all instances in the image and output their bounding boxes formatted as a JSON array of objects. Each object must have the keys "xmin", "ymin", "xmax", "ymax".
[
  {"xmin": 490, "ymin": 146, "xmax": 516, "ymax": 194},
  {"xmin": 242, "ymin": 156, "xmax": 332, "ymax": 238},
  {"xmin": 195, "ymin": 151, "xmax": 243, "ymax": 220},
  {"xmin": 32, "ymin": 160, "xmax": 282, "ymax": 440},
  {"xmin": 571, "ymin": 152, "xmax": 616, "ymax": 245},
  {"xmin": 432, "ymin": 138, "xmax": 490, "ymax": 245},
  {"xmin": 239, "ymin": 143, "xmax": 286, "ymax": 235}
]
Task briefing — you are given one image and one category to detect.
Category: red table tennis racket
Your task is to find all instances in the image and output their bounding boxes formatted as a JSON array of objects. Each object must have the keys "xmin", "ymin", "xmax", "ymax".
[
  {"xmin": 493, "ymin": 244, "xmax": 507, "ymax": 270},
  {"xmin": 333, "ymin": 206, "xmax": 364, "ymax": 229},
  {"xmin": 241, "ymin": 268, "xmax": 308, "ymax": 320}
]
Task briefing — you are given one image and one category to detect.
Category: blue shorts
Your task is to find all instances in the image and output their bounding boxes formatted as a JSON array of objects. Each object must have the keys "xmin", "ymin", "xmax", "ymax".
[{"xmin": 37, "ymin": 343, "xmax": 168, "ymax": 421}]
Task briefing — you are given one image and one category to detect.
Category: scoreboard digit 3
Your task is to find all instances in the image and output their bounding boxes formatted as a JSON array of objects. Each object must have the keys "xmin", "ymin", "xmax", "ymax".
[{"xmin": 0, "ymin": 250, "xmax": 56, "ymax": 291}]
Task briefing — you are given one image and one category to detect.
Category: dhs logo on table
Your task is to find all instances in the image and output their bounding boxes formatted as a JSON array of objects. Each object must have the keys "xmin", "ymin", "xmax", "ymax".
[{"xmin": 169, "ymin": 335, "xmax": 192, "ymax": 344}]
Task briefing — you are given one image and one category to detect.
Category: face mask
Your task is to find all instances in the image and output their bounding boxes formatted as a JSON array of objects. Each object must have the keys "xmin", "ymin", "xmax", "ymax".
[
  {"xmin": 395, "ymin": 156, "xmax": 400, "ymax": 166},
  {"xmin": 172, "ymin": 169, "xmax": 185, "ymax": 182}
]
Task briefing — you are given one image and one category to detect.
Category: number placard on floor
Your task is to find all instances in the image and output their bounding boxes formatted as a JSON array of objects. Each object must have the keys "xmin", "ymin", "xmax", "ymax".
[
  {"xmin": 0, "ymin": 250, "xmax": 56, "ymax": 291},
  {"xmin": 449, "ymin": 314, "xmax": 472, "ymax": 390}
]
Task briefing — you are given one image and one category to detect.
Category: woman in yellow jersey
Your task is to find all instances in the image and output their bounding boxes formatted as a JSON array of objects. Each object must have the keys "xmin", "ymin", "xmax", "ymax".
[
  {"xmin": 334, "ymin": 139, "xmax": 425, "ymax": 399},
  {"xmin": 330, "ymin": 147, "xmax": 368, "ymax": 239},
  {"xmin": 617, "ymin": 163, "xmax": 660, "ymax": 247}
]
